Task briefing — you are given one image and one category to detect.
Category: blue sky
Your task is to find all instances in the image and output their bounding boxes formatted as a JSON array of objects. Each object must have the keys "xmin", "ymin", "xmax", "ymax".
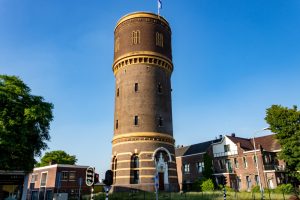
[{"xmin": 1, "ymin": 0, "xmax": 300, "ymax": 176}]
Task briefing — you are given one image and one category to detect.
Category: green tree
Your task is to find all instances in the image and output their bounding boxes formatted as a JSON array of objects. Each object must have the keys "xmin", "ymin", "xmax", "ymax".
[
  {"xmin": 0, "ymin": 75, "xmax": 53, "ymax": 172},
  {"xmin": 265, "ymin": 105, "xmax": 300, "ymax": 181},
  {"xmin": 36, "ymin": 150, "xmax": 77, "ymax": 167},
  {"xmin": 203, "ymin": 153, "xmax": 213, "ymax": 179}
]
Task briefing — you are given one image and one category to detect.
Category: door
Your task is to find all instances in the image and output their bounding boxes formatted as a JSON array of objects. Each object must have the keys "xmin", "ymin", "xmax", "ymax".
[{"xmin": 159, "ymin": 172, "xmax": 164, "ymax": 191}]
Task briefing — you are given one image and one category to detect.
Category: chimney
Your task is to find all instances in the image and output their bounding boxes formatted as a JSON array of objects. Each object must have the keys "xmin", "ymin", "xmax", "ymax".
[
  {"xmin": 219, "ymin": 135, "xmax": 222, "ymax": 139},
  {"xmin": 231, "ymin": 133, "xmax": 236, "ymax": 137}
]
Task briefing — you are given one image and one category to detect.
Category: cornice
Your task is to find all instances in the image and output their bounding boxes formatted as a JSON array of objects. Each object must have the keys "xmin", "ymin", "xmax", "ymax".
[{"xmin": 115, "ymin": 12, "xmax": 170, "ymax": 32}]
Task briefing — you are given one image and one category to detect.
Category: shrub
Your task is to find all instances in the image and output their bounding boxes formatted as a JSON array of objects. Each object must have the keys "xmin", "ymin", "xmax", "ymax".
[
  {"xmin": 251, "ymin": 186, "xmax": 261, "ymax": 193},
  {"xmin": 275, "ymin": 183, "xmax": 294, "ymax": 194},
  {"xmin": 201, "ymin": 179, "xmax": 215, "ymax": 191}
]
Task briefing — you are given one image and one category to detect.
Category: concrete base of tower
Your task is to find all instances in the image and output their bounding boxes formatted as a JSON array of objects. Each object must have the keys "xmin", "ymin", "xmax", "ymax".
[{"xmin": 111, "ymin": 183, "xmax": 179, "ymax": 192}]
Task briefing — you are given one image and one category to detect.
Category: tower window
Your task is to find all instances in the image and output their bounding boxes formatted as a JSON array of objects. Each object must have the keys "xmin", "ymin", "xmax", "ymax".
[
  {"xmin": 115, "ymin": 120, "xmax": 118, "ymax": 129},
  {"xmin": 156, "ymin": 32, "xmax": 163, "ymax": 47},
  {"xmin": 158, "ymin": 116, "xmax": 163, "ymax": 127},
  {"xmin": 117, "ymin": 88, "xmax": 119, "ymax": 97},
  {"xmin": 134, "ymin": 116, "xmax": 139, "ymax": 126},
  {"xmin": 132, "ymin": 30, "xmax": 140, "ymax": 45},
  {"xmin": 134, "ymin": 83, "xmax": 138, "ymax": 92},
  {"xmin": 115, "ymin": 37, "xmax": 120, "ymax": 52},
  {"xmin": 157, "ymin": 83, "xmax": 162, "ymax": 93}
]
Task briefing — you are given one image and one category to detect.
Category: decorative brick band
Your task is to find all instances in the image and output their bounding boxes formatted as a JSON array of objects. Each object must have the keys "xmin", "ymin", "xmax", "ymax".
[
  {"xmin": 112, "ymin": 132, "xmax": 175, "ymax": 145},
  {"xmin": 113, "ymin": 53, "xmax": 173, "ymax": 75}
]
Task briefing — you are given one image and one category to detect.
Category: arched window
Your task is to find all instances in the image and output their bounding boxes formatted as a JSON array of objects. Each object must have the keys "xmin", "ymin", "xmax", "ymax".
[
  {"xmin": 156, "ymin": 32, "xmax": 163, "ymax": 47},
  {"xmin": 112, "ymin": 157, "xmax": 117, "ymax": 184},
  {"xmin": 132, "ymin": 30, "xmax": 140, "ymax": 45},
  {"xmin": 131, "ymin": 155, "xmax": 139, "ymax": 184}
]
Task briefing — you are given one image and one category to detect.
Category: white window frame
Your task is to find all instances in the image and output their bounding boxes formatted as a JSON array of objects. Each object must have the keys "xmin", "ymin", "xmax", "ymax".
[{"xmin": 40, "ymin": 172, "xmax": 48, "ymax": 187}]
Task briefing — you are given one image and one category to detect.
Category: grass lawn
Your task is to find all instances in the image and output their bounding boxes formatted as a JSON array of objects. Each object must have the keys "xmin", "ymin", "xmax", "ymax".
[{"xmin": 84, "ymin": 191, "xmax": 293, "ymax": 200}]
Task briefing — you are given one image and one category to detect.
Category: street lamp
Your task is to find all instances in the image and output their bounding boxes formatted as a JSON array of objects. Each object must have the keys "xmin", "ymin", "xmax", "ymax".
[{"xmin": 253, "ymin": 127, "xmax": 269, "ymax": 200}]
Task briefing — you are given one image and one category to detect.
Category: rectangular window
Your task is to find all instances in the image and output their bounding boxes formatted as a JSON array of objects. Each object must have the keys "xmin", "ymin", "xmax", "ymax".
[
  {"xmin": 196, "ymin": 162, "xmax": 204, "ymax": 173},
  {"xmin": 117, "ymin": 88, "xmax": 119, "ymax": 97},
  {"xmin": 219, "ymin": 159, "xmax": 225, "ymax": 169},
  {"xmin": 134, "ymin": 83, "xmax": 138, "ymax": 92},
  {"xmin": 224, "ymin": 144, "xmax": 230, "ymax": 152},
  {"xmin": 157, "ymin": 83, "xmax": 162, "ymax": 93},
  {"xmin": 234, "ymin": 158, "xmax": 239, "ymax": 168},
  {"xmin": 226, "ymin": 159, "xmax": 232, "ymax": 172},
  {"xmin": 246, "ymin": 176, "xmax": 252, "ymax": 191},
  {"xmin": 255, "ymin": 175, "xmax": 260, "ymax": 185},
  {"xmin": 115, "ymin": 120, "xmax": 118, "ymax": 129},
  {"xmin": 40, "ymin": 172, "xmax": 47, "ymax": 187},
  {"xmin": 243, "ymin": 157, "xmax": 248, "ymax": 168},
  {"xmin": 183, "ymin": 164, "xmax": 190, "ymax": 173},
  {"xmin": 62, "ymin": 171, "xmax": 68, "ymax": 181},
  {"xmin": 158, "ymin": 116, "xmax": 163, "ymax": 127},
  {"xmin": 31, "ymin": 174, "xmax": 38, "ymax": 183},
  {"xmin": 253, "ymin": 155, "xmax": 258, "ymax": 167},
  {"xmin": 69, "ymin": 171, "xmax": 76, "ymax": 181},
  {"xmin": 134, "ymin": 116, "xmax": 138, "ymax": 126}
]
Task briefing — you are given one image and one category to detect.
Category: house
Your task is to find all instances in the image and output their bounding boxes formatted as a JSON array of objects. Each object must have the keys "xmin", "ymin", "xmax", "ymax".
[
  {"xmin": 212, "ymin": 133, "xmax": 286, "ymax": 191},
  {"xmin": 26, "ymin": 164, "xmax": 92, "ymax": 200},
  {"xmin": 175, "ymin": 133, "xmax": 287, "ymax": 192},
  {"xmin": 175, "ymin": 138, "xmax": 221, "ymax": 191}
]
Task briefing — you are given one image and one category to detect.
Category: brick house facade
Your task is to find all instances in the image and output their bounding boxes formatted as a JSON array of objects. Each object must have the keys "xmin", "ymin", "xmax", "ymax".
[
  {"xmin": 176, "ymin": 134, "xmax": 287, "ymax": 191},
  {"xmin": 26, "ymin": 164, "xmax": 92, "ymax": 200}
]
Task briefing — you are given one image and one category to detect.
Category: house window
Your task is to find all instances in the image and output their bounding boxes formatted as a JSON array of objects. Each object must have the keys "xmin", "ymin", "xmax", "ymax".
[
  {"xmin": 183, "ymin": 164, "xmax": 190, "ymax": 173},
  {"xmin": 219, "ymin": 159, "xmax": 225, "ymax": 169},
  {"xmin": 132, "ymin": 30, "xmax": 140, "ymax": 45},
  {"xmin": 253, "ymin": 155, "xmax": 258, "ymax": 167},
  {"xmin": 134, "ymin": 83, "xmax": 138, "ymax": 92},
  {"xmin": 31, "ymin": 174, "xmax": 38, "ymax": 183},
  {"xmin": 61, "ymin": 171, "xmax": 68, "ymax": 181},
  {"xmin": 116, "ymin": 88, "xmax": 119, "ymax": 97},
  {"xmin": 157, "ymin": 83, "xmax": 162, "ymax": 93},
  {"xmin": 40, "ymin": 172, "xmax": 47, "ymax": 187},
  {"xmin": 158, "ymin": 116, "xmax": 163, "ymax": 127},
  {"xmin": 243, "ymin": 157, "xmax": 248, "ymax": 168},
  {"xmin": 226, "ymin": 159, "xmax": 232, "ymax": 172},
  {"xmin": 69, "ymin": 171, "xmax": 76, "ymax": 181},
  {"xmin": 234, "ymin": 158, "xmax": 239, "ymax": 168},
  {"xmin": 224, "ymin": 144, "xmax": 230, "ymax": 152},
  {"xmin": 115, "ymin": 120, "xmax": 118, "ymax": 129},
  {"xmin": 134, "ymin": 116, "xmax": 139, "ymax": 126},
  {"xmin": 255, "ymin": 175, "xmax": 260, "ymax": 185},
  {"xmin": 196, "ymin": 162, "xmax": 204, "ymax": 173},
  {"xmin": 246, "ymin": 176, "xmax": 252, "ymax": 191},
  {"xmin": 156, "ymin": 32, "xmax": 163, "ymax": 47}
]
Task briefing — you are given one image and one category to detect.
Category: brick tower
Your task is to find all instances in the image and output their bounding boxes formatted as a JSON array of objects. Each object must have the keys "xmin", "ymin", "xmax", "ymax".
[{"xmin": 111, "ymin": 12, "xmax": 179, "ymax": 192}]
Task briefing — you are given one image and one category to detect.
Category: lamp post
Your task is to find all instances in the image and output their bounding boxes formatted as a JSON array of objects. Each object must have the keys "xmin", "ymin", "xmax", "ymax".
[{"xmin": 253, "ymin": 127, "xmax": 269, "ymax": 200}]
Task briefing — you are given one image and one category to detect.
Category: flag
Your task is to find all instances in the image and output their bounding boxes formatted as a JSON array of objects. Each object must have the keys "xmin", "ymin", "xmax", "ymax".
[{"xmin": 158, "ymin": 0, "xmax": 162, "ymax": 10}]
